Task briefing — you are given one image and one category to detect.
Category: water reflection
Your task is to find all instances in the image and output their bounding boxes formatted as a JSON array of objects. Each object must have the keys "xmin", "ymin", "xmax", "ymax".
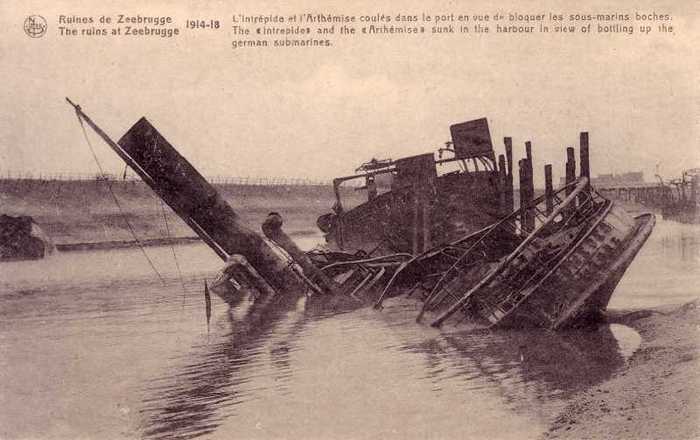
[
  {"xmin": 431, "ymin": 325, "xmax": 626, "ymax": 400},
  {"xmin": 5, "ymin": 222, "xmax": 691, "ymax": 439},
  {"xmin": 610, "ymin": 217, "xmax": 700, "ymax": 309},
  {"xmin": 140, "ymin": 292, "xmax": 309, "ymax": 439},
  {"xmin": 657, "ymin": 222, "xmax": 700, "ymax": 263},
  {"xmin": 137, "ymin": 294, "xmax": 639, "ymax": 439}
]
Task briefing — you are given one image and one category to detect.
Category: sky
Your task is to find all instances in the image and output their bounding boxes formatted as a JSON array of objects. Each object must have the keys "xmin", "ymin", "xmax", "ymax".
[{"xmin": 1, "ymin": 0, "xmax": 698, "ymax": 187}]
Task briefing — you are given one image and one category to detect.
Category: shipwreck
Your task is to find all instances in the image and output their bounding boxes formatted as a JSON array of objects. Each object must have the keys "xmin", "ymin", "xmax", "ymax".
[
  {"xmin": 65, "ymin": 98, "xmax": 655, "ymax": 330},
  {"xmin": 0, "ymin": 214, "xmax": 54, "ymax": 261}
]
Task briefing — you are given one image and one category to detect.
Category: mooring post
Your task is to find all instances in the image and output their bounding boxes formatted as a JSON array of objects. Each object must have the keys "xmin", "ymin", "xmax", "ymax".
[
  {"xmin": 545, "ymin": 164, "xmax": 554, "ymax": 215},
  {"xmin": 504, "ymin": 137, "xmax": 514, "ymax": 212}
]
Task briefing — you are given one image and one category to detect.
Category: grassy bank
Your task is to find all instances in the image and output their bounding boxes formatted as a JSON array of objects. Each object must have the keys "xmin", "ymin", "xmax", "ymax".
[{"xmin": 0, "ymin": 179, "xmax": 364, "ymax": 246}]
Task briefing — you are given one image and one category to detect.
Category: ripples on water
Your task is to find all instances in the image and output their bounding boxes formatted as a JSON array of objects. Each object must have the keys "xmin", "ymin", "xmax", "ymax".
[{"xmin": 0, "ymin": 218, "xmax": 697, "ymax": 439}]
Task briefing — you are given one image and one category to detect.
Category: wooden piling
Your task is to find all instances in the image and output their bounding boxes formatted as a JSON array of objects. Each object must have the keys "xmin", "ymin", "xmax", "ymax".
[
  {"xmin": 498, "ymin": 154, "xmax": 508, "ymax": 213},
  {"xmin": 565, "ymin": 147, "xmax": 576, "ymax": 196},
  {"xmin": 525, "ymin": 141, "xmax": 533, "ymax": 164},
  {"xmin": 519, "ymin": 159, "xmax": 535, "ymax": 233},
  {"xmin": 519, "ymin": 159, "xmax": 527, "ymax": 232},
  {"xmin": 545, "ymin": 164, "xmax": 554, "ymax": 215},
  {"xmin": 524, "ymin": 140, "xmax": 535, "ymax": 214},
  {"xmin": 580, "ymin": 132, "xmax": 590, "ymax": 193},
  {"xmin": 504, "ymin": 137, "xmax": 514, "ymax": 212}
]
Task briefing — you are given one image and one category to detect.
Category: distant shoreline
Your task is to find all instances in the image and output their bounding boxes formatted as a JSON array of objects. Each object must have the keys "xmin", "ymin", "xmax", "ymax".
[
  {"xmin": 54, "ymin": 236, "xmax": 202, "ymax": 252},
  {"xmin": 0, "ymin": 178, "xmax": 356, "ymax": 248},
  {"xmin": 53, "ymin": 228, "xmax": 322, "ymax": 252}
]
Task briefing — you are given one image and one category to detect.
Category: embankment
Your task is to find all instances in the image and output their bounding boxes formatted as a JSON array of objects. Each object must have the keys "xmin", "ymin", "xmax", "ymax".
[
  {"xmin": 545, "ymin": 301, "xmax": 699, "ymax": 440},
  {"xmin": 0, "ymin": 179, "xmax": 364, "ymax": 247}
]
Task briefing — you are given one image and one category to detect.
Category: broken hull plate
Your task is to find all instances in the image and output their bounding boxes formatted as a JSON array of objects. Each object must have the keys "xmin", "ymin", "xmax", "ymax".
[{"xmin": 486, "ymin": 208, "xmax": 656, "ymax": 330}]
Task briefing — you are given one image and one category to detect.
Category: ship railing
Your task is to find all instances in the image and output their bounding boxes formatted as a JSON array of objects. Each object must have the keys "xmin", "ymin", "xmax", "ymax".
[{"xmin": 426, "ymin": 178, "xmax": 609, "ymax": 327}]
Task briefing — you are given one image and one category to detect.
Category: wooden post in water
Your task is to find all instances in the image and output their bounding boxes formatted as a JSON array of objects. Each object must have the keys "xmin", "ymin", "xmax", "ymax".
[
  {"xmin": 525, "ymin": 158, "xmax": 535, "ymax": 231},
  {"xmin": 580, "ymin": 132, "xmax": 590, "ymax": 191},
  {"xmin": 519, "ymin": 159, "xmax": 527, "ymax": 233},
  {"xmin": 525, "ymin": 141, "xmax": 533, "ymax": 165},
  {"xmin": 498, "ymin": 154, "xmax": 508, "ymax": 213},
  {"xmin": 524, "ymin": 141, "xmax": 535, "ymax": 221},
  {"xmin": 544, "ymin": 164, "xmax": 554, "ymax": 215},
  {"xmin": 504, "ymin": 137, "xmax": 514, "ymax": 212},
  {"xmin": 565, "ymin": 147, "xmax": 576, "ymax": 195},
  {"xmin": 519, "ymin": 159, "xmax": 534, "ymax": 233}
]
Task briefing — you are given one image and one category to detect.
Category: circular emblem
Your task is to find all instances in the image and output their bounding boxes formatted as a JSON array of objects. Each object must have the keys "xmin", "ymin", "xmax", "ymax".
[{"xmin": 24, "ymin": 15, "xmax": 47, "ymax": 38}]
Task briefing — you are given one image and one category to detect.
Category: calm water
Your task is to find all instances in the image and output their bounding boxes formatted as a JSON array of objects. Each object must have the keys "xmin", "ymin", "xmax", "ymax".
[{"xmin": 0, "ymin": 218, "xmax": 698, "ymax": 439}]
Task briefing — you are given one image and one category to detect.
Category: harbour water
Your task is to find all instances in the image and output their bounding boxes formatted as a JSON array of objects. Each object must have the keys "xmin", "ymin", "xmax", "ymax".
[{"xmin": 0, "ymin": 217, "xmax": 698, "ymax": 439}]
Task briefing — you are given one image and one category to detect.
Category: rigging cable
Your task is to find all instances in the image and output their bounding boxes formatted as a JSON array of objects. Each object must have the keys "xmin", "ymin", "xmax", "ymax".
[
  {"xmin": 159, "ymin": 199, "xmax": 188, "ymax": 304},
  {"xmin": 74, "ymin": 112, "xmax": 166, "ymax": 284}
]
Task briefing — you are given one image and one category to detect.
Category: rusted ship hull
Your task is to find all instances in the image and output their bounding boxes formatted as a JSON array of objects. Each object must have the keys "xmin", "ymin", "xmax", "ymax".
[
  {"xmin": 66, "ymin": 100, "xmax": 655, "ymax": 331},
  {"xmin": 380, "ymin": 178, "xmax": 656, "ymax": 330},
  {"xmin": 0, "ymin": 215, "xmax": 53, "ymax": 261},
  {"xmin": 484, "ymin": 208, "xmax": 655, "ymax": 329},
  {"xmin": 318, "ymin": 118, "xmax": 511, "ymax": 256},
  {"xmin": 324, "ymin": 171, "xmax": 503, "ymax": 255}
]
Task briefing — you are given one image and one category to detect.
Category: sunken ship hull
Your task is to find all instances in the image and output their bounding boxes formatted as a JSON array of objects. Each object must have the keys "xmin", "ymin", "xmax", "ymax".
[
  {"xmin": 388, "ymin": 178, "xmax": 656, "ymax": 330},
  {"xmin": 0, "ymin": 215, "xmax": 53, "ymax": 261},
  {"xmin": 479, "ymin": 206, "xmax": 655, "ymax": 330},
  {"xmin": 67, "ymin": 99, "xmax": 654, "ymax": 331},
  {"xmin": 317, "ymin": 118, "xmax": 512, "ymax": 256}
]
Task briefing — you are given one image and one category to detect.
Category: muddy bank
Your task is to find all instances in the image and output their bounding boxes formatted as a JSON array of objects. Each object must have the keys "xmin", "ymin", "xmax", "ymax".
[
  {"xmin": 545, "ymin": 300, "xmax": 699, "ymax": 440},
  {"xmin": 0, "ymin": 179, "xmax": 364, "ymax": 246}
]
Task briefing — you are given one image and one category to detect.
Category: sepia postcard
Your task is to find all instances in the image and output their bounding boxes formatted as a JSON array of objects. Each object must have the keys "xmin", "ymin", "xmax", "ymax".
[{"xmin": 1, "ymin": 0, "xmax": 698, "ymax": 439}]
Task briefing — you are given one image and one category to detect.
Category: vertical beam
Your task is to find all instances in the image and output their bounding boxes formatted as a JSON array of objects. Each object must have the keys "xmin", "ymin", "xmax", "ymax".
[
  {"xmin": 504, "ymin": 137, "xmax": 514, "ymax": 212},
  {"xmin": 580, "ymin": 132, "xmax": 590, "ymax": 191},
  {"xmin": 525, "ymin": 141, "xmax": 535, "ymax": 220},
  {"xmin": 498, "ymin": 154, "xmax": 508, "ymax": 213},
  {"xmin": 412, "ymin": 196, "xmax": 420, "ymax": 255},
  {"xmin": 422, "ymin": 202, "xmax": 431, "ymax": 252},
  {"xmin": 525, "ymin": 141, "xmax": 533, "ymax": 164},
  {"xmin": 565, "ymin": 147, "xmax": 576, "ymax": 195},
  {"xmin": 545, "ymin": 164, "xmax": 554, "ymax": 215},
  {"xmin": 519, "ymin": 159, "xmax": 527, "ymax": 233},
  {"xmin": 519, "ymin": 159, "xmax": 534, "ymax": 233},
  {"xmin": 525, "ymin": 157, "xmax": 535, "ymax": 231}
]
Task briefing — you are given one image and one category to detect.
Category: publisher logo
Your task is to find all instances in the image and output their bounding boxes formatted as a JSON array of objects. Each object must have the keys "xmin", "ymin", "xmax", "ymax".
[{"xmin": 24, "ymin": 15, "xmax": 47, "ymax": 38}]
